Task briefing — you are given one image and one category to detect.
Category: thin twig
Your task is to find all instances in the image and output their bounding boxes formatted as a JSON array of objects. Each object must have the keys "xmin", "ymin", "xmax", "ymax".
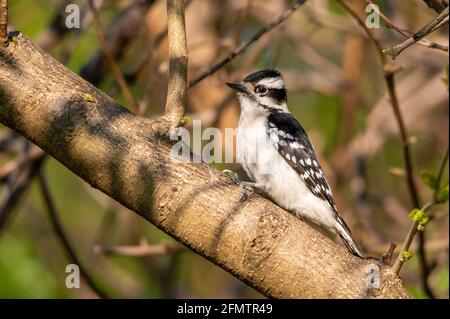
[
  {"xmin": 384, "ymin": 6, "xmax": 449, "ymax": 59},
  {"xmin": 366, "ymin": 0, "xmax": 448, "ymax": 52},
  {"xmin": 0, "ymin": 0, "xmax": 7, "ymax": 47},
  {"xmin": 433, "ymin": 146, "xmax": 449, "ymax": 203},
  {"xmin": 93, "ymin": 239, "xmax": 184, "ymax": 257},
  {"xmin": 0, "ymin": 147, "xmax": 45, "ymax": 183},
  {"xmin": 188, "ymin": 0, "xmax": 308, "ymax": 88},
  {"xmin": 422, "ymin": 0, "xmax": 449, "ymax": 13},
  {"xmin": 0, "ymin": 156, "xmax": 43, "ymax": 231},
  {"xmin": 391, "ymin": 147, "xmax": 448, "ymax": 286},
  {"xmin": 38, "ymin": 168, "xmax": 109, "ymax": 298},
  {"xmin": 88, "ymin": 0, "xmax": 139, "ymax": 112}
]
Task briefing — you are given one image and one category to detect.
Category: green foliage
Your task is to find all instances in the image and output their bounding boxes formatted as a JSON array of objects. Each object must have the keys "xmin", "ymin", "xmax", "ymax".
[
  {"xmin": 419, "ymin": 170, "xmax": 438, "ymax": 189},
  {"xmin": 408, "ymin": 209, "xmax": 430, "ymax": 231},
  {"xmin": 437, "ymin": 183, "xmax": 449, "ymax": 203},
  {"xmin": 0, "ymin": 235, "xmax": 61, "ymax": 297}
]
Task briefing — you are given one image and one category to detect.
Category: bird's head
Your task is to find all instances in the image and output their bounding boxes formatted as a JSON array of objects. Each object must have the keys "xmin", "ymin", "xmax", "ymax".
[{"xmin": 226, "ymin": 69, "xmax": 288, "ymax": 112}]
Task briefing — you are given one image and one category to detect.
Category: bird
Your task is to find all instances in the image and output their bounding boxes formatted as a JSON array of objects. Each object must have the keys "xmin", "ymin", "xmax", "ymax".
[{"xmin": 224, "ymin": 69, "xmax": 366, "ymax": 258}]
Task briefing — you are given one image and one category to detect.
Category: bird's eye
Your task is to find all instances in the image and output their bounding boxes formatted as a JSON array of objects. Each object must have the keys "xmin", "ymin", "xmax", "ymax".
[{"xmin": 255, "ymin": 85, "xmax": 268, "ymax": 94}]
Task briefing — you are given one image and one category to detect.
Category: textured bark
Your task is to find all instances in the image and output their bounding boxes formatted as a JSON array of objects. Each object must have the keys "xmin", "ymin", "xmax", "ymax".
[{"xmin": 0, "ymin": 33, "xmax": 410, "ymax": 299}]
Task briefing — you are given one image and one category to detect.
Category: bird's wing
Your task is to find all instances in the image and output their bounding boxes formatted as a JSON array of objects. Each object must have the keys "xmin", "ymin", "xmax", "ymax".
[{"xmin": 266, "ymin": 110, "xmax": 339, "ymax": 212}]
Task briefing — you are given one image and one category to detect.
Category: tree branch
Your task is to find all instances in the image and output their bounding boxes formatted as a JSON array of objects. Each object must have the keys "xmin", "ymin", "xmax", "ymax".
[
  {"xmin": 0, "ymin": 0, "xmax": 7, "ymax": 47},
  {"xmin": 384, "ymin": 6, "xmax": 449, "ymax": 59},
  {"xmin": 94, "ymin": 239, "xmax": 184, "ymax": 257},
  {"xmin": 88, "ymin": 0, "xmax": 139, "ymax": 112},
  {"xmin": 392, "ymin": 146, "xmax": 448, "ymax": 275},
  {"xmin": 156, "ymin": 0, "xmax": 188, "ymax": 132},
  {"xmin": 188, "ymin": 0, "xmax": 308, "ymax": 88},
  {"xmin": 338, "ymin": 0, "xmax": 436, "ymax": 298},
  {"xmin": 0, "ymin": 32, "xmax": 410, "ymax": 298},
  {"xmin": 38, "ymin": 168, "xmax": 109, "ymax": 298},
  {"xmin": 366, "ymin": 0, "xmax": 448, "ymax": 52},
  {"xmin": 422, "ymin": 0, "xmax": 449, "ymax": 13}
]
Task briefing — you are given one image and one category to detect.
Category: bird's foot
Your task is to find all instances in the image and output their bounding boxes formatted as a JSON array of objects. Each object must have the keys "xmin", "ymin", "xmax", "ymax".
[{"xmin": 221, "ymin": 170, "xmax": 256, "ymax": 202}]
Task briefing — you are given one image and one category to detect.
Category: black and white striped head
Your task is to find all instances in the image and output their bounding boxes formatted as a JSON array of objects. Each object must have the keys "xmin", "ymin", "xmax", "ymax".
[{"xmin": 226, "ymin": 69, "xmax": 288, "ymax": 112}]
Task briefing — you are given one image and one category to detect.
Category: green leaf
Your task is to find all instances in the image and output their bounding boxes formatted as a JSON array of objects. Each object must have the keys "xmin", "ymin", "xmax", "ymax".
[
  {"xmin": 437, "ymin": 183, "xmax": 449, "ymax": 204},
  {"xmin": 409, "ymin": 208, "xmax": 424, "ymax": 221},
  {"xmin": 419, "ymin": 170, "xmax": 438, "ymax": 189},
  {"xmin": 402, "ymin": 251, "xmax": 412, "ymax": 261}
]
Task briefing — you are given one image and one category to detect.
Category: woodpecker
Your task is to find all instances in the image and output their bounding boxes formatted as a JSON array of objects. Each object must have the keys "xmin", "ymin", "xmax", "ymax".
[{"xmin": 225, "ymin": 69, "xmax": 366, "ymax": 258}]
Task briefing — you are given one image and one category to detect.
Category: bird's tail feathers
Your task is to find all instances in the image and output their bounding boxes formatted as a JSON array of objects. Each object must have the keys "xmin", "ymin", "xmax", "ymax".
[{"xmin": 336, "ymin": 220, "xmax": 366, "ymax": 259}]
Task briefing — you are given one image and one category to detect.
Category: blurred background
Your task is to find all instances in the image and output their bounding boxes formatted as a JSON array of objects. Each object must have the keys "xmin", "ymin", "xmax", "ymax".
[{"xmin": 0, "ymin": 0, "xmax": 448, "ymax": 298}]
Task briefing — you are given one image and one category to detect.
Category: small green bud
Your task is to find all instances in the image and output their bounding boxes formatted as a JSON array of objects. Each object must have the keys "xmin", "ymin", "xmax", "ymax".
[
  {"xmin": 85, "ymin": 93, "xmax": 95, "ymax": 103},
  {"xmin": 402, "ymin": 251, "xmax": 412, "ymax": 261}
]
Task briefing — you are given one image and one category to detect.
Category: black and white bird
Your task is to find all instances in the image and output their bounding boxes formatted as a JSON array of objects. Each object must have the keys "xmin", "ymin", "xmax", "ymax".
[{"xmin": 225, "ymin": 69, "xmax": 366, "ymax": 258}]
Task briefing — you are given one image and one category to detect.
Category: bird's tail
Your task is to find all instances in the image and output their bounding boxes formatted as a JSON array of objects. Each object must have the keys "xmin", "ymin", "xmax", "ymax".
[{"xmin": 336, "ymin": 219, "xmax": 366, "ymax": 259}]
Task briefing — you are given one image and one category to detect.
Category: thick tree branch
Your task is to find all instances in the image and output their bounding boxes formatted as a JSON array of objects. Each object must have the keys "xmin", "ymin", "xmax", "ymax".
[{"xmin": 0, "ymin": 33, "xmax": 409, "ymax": 298}]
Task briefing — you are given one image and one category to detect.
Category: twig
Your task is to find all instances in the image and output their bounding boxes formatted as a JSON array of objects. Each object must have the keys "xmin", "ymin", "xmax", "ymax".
[
  {"xmin": 88, "ymin": 0, "xmax": 139, "ymax": 112},
  {"xmin": 422, "ymin": 0, "xmax": 449, "ymax": 13},
  {"xmin": 94, "ymin": 239, "xmax": 184, "ymax": 257},
  {"xmin": 188, "ymin": 0, "xmax": 308, "ymax": 88},
  {"xmin": 0, "ymin": 147, "xmax": 45, "ymax": 183},
  {"xmin": 37, "ymin": 168, "xmax": 109, "ymax": 299},
  {"xmin": 391, "ymin": 147, "xmax": 448, "ymax": 280},
  {"xmin": 0, "ymin": 156, "xmax": 43, "ymax": 231},
  {"xmin": 433, "ymin": 146, "xmax": 449, "ymax": 203},
  {"xmin": 382, "ymin": 243, "xmax": 397, "ymax": 266},
  {"xmin": 59, "ymin": 0, "xmax": 105, "ymax": 65},
  {"xmin": 0, "ymin": 130, "xmax": 20, "ymax": 152},
  {"xmin": 337, "ymin": 0, "xmax": 435, "ymax": 297},
  {"xmin": 0, "ymin": 0, "xmax": 7, "ymax": 47},
  {"xmin": 158, "ymin": 0, "xmax": 188, "ymax": 130},
  {"xmin": 366, "ymin": 0, "xmax": 448, "ymax": 52},
  {"xmin": 384, "ymin": 6, "xmax": 449, "ymax": 59}
]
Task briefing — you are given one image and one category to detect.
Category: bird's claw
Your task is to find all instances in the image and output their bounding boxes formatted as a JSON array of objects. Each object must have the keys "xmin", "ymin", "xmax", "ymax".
[
  {"xmin": 239, "ymin": 184, "xmax": 254, "ymax": 202},
  {"xmin": 221, "ymin": 169, "xmax": 241, "ymax": 185},
  {"xmin": 222, "ymin": 170, "xmax": 254, "ymax": 202}
]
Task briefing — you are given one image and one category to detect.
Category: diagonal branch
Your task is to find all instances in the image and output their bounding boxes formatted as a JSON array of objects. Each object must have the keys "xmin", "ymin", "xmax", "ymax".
[
  {"xmin": 88, "ymin": 0, "xmax": 139, "ymax": 112},
  {"xmin": 188, "ymin": 0, "xmax": 308, "ymax": 88},
  {"xmin": 366, "ymin": 0, "xmax": 448, "ymax": 52},
  {"xmin": 0, "ymin": 32, "xmax": 410, "ymax": 299},
  {"xmin": 38, "ymin": 168, "xmax": 109, "ymax": 298},
  {"xmin": 384, "ymin": 6, "xmax": 449, "ymax": 59},
  {"xmin": 422, "ymin": 0, "xmax": 449, "ymax": 13}
]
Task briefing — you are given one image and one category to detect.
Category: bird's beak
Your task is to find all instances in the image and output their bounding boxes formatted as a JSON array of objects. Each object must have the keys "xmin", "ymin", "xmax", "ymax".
[{"xmin": 226, "ymin": 82, "xmax": 250, "ymax": 95}]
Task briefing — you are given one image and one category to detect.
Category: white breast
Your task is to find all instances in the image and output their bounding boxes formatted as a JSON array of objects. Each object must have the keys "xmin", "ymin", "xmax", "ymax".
[{"xmin": 236, "ymin": 108, "xmax": 339, "ymax": 233}]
